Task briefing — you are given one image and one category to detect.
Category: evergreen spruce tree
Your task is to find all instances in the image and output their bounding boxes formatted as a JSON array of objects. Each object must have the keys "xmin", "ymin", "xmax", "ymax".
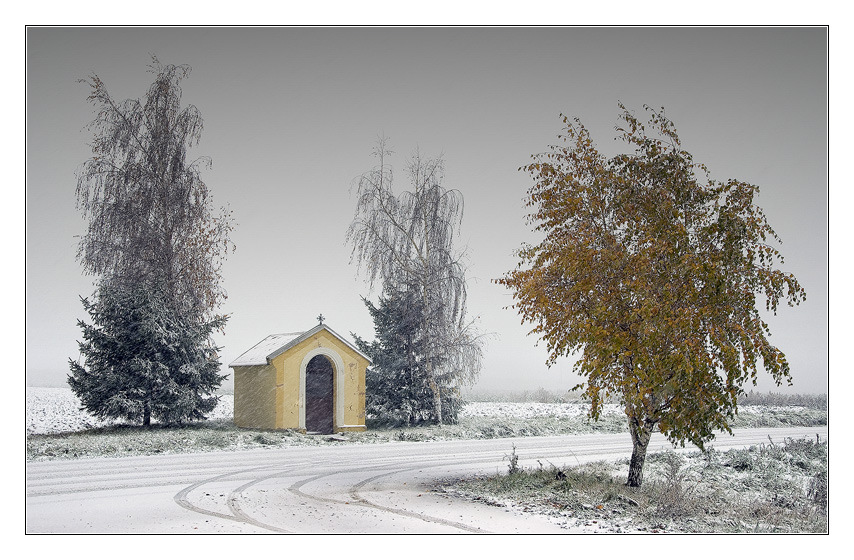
[
  {"xmin": 353, "ymin": 288, "xmax": 464, "ymax": 426},
  {"xmin": 68, "ymin": 281, "xmax": 226, "ymax": 426}
]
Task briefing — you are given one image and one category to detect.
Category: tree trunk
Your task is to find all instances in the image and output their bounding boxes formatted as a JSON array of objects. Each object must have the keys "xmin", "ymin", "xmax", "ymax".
[
  {"xmin": 428, "ymin": 376, "xmax": 443, "ymax": 424},
  {"xmin": 626, "ymin": 417, "xmax": 652, "ymax": 487},
  {"xmin": 143, "ymin": 401, "xmax": 151, "ymax": 427},
  {"xmin": 420, "ymin": 276, "xmax": 443, "ymax": 425}
]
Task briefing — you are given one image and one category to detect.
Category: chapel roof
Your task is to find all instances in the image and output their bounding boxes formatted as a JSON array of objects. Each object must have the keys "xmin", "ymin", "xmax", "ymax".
[{"xmin": 228, "ymin": 323, "xmax": 370, "ymax": 367}]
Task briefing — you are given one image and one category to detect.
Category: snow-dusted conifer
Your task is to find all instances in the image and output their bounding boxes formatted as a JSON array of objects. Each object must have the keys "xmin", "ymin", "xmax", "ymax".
[
  {"xmin": 68, "ymin": 281, "xmax": 226, "ymax": 426},
  {"xmin": 353, "ymin": 289, "xmax": 464, "ymax": 425}
]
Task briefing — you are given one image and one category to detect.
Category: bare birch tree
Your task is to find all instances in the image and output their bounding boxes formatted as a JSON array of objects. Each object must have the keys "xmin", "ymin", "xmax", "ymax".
[
  {"xmin": 75, "ymin": 56, "xmax": 234, "ymax": 320},
  {"xmin": 347, "ymin": 139, "xmax": 483, "ymax": 423}
]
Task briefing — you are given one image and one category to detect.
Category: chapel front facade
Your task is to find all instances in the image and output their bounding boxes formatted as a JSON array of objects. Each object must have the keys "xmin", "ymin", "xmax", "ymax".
[{"xmin": 229, "ymin": 322, "xmax": 369, "ymax": 433}]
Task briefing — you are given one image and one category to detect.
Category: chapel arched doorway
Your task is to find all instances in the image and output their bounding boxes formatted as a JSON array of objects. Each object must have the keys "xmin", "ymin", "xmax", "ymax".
[{"xmin": 305, "ymin": 354, "xmax": 334, "ymax": 434}]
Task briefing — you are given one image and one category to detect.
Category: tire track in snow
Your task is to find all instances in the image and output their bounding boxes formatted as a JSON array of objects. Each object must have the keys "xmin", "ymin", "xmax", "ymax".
[
  {"xmin": 285, "ymin": 460, "xmax": 492, "ymax": 533},
  {"xmin": 174, "ymin": 463, "xmax": 309, "ymax": 533},
  {"xmin": 225, "ymin": 469, "xmax": 304, "ymax": 533},
  {"xmin": 346, "ymin": 467, "xmax": 492, "ymax": 533}
]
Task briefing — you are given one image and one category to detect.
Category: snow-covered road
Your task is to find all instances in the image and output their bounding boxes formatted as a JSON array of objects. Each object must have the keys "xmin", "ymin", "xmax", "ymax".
[{"xmin": 25, "ymin": 426, "xmax": 828, "ymax": 534}]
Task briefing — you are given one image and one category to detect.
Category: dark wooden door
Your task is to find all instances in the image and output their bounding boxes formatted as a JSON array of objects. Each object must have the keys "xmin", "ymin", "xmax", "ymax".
[{"xmin": 305, "ymin": 355, "xmax": 333, "ymax": 434}]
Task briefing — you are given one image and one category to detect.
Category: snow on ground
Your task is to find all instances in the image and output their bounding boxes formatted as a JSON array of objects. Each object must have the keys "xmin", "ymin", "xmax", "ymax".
[
  {"xmin": 26, "ymin": 387, "xmax": 621, "ymax": 435},
  {"xmin": 463, "ymin": 401, "xmax": 622, "ymax": 419},
  {"xmin": 25, "ymin": 387, "xmax": 234, "ymax": 435}
]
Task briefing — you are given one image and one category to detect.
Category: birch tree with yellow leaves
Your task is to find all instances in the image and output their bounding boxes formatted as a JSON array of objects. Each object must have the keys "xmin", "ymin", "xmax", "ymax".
[{"xmin": 497, "ymin": 104, "xmax": 805, "ymax": 486}]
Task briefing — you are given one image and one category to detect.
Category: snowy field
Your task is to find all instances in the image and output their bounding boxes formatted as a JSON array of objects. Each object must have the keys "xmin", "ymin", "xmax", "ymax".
[
  {"xmin": 461, "ymin": 400, "xmax": 623, "ymax": 419},
  {"xmin": 25, "ymin": 387, "xmax": 233, "ymax": 435},
  {"xmin": 26, "ymin": 386, "xmax": 624, "ymax": 435}
]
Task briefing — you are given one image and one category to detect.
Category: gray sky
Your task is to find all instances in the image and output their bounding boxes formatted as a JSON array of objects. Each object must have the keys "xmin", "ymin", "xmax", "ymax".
[{"xmin": 25, "ymin": 27, "xmax": 828, "ymax": 394}]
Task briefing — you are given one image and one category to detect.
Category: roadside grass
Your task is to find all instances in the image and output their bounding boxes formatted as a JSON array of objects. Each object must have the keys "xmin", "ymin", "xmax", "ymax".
[
  {"xmin": 726, "ymin": 406, "xmax": 827, "ymax": 429},
  {"xmin": 26, "ymin": 403, "xmax": 826, "ymax": 462},
  {"xmin": 442, "ymin": 436, "xmax": 828, "ymax": 533},
  {"xmin": 26, "ymin": 413, "xmax": 630, "ymax": 461},
  {"xmin": 26, "ymin": 419, "xmax": 387, "ymax": 461}
]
